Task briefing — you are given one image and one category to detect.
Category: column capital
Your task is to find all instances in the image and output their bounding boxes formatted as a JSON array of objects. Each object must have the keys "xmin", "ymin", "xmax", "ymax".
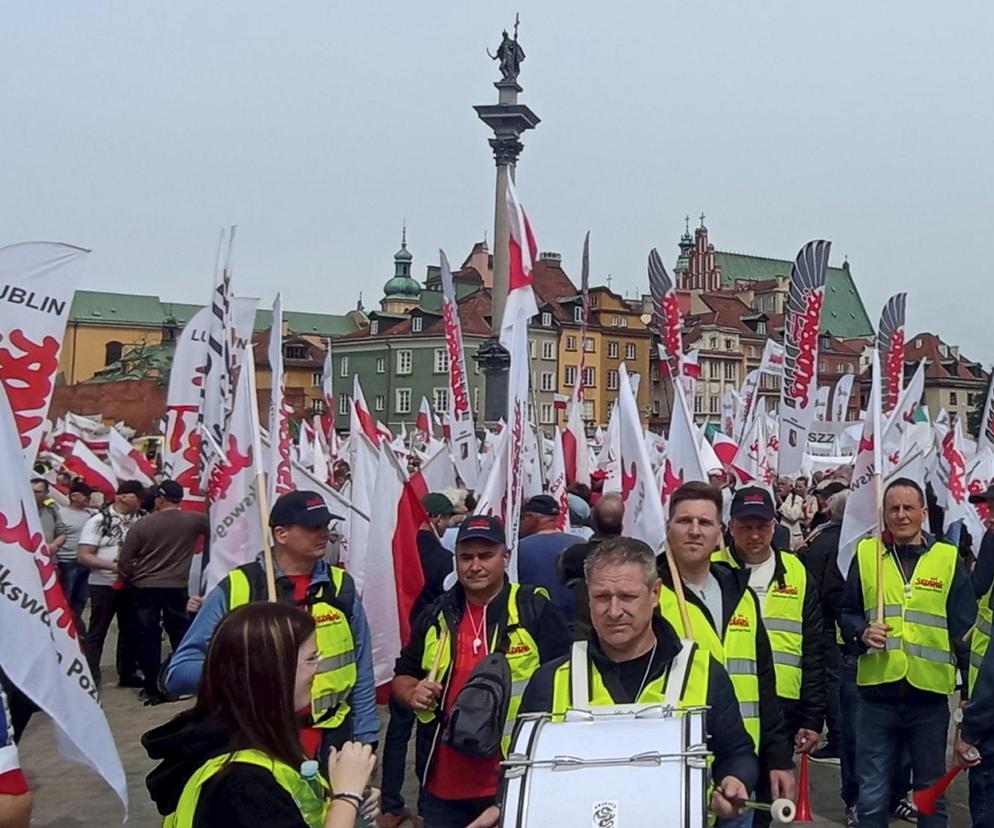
[{"xmin": 489, "ymin": 135, "xmax": 525, "ymax": 166}]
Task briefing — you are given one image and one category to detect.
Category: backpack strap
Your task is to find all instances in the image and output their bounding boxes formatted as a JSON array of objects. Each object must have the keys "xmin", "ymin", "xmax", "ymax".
[{"xmin": 570, "ymin": 641, "xmax": 590, "ymax": 706}]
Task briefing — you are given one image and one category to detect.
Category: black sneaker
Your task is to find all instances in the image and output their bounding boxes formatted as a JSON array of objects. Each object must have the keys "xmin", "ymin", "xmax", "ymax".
[
  {"xmin": 844, "ymin": 805, "xmax": 858, "ymax": 827},
  {"xmin": 810, "ymin": 744, "xmax": 841, "ymax": 765},
  {"xmin": 891, "ymin": 797, "xmax": 918, "ymax": 824}
]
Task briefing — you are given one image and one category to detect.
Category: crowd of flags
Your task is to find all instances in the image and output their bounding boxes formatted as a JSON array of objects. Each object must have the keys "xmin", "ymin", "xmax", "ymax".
[{"xmin": 1, "ymin": 188, "xmax": 994, "ymax": 815}]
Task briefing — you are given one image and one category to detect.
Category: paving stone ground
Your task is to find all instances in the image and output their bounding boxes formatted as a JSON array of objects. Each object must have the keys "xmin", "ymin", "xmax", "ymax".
[{"xmin": 16, "ymin": 644, "xmax": 970, "ymax": 827}]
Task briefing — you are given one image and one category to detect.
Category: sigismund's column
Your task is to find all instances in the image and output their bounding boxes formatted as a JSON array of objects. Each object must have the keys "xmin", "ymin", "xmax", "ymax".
[{"xmin": 473, "ymin": 22, "xmax": 540, "ymax": 424}]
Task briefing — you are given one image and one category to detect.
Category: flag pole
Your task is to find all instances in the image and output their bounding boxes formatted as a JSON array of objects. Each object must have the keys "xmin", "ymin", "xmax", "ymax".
[
  {"xmin": 663, "ymin": 542, "xmax": 693, "ymax": 639},
  {"xmin": 245, "ymin": 355, "xmax": 278, "ymax": 602},
  {"xmin": 870, "ymin": 350, "xmax": 886, "ymax": 624}
]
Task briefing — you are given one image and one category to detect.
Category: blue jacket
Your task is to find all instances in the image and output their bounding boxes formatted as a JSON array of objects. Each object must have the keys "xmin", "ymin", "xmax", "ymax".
[{"xmin": 165, "ymin": 556, "xmax": 379, "ymax": 744}]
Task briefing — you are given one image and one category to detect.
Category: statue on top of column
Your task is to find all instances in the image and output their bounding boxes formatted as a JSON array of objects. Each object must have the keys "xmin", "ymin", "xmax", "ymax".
[{"xmin": 488, "ymin": 17, "xmax": 525, "ymax": 82}]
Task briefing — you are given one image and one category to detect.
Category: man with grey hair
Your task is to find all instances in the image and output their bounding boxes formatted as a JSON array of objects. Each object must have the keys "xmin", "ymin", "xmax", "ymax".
[{"xmin": 509, "ymin": 536, "xmax": 758, "ymax": 823}]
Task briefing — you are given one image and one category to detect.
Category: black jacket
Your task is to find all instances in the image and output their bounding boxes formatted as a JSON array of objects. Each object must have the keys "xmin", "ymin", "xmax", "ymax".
[
  {"xmin": 394, "ymin": 578, "xmax": 571, "ymax": 785},
  {"xmin": 801, "ymin": 522, "xmax": 844, "ymax": 634},
  {"xmin": 724, "ymin": 544, "xmax": 826, "ymax": 735},
  {"xmin": 658, "ymin": 558, "xmax": 794, "ymax": 772},
  {"xmin": 410, "ymin": 529, "xmax": 453, "ymax": 623},
  {"xmin": 518, "ymin": 616, "xmax": 759, "ymax": 791},
  {"xmin": 963, "ymin": 629, "xmax": 994, "ymax": 755},
  {"xmin": 143, "ymin": 710, "xmax": 308, "ymax": 827},
  {"xmin": 838, "ymin": 534, "xmax": 976, "ymax": 702}
]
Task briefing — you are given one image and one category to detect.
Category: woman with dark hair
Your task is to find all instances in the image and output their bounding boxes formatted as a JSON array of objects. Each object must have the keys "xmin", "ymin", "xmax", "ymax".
[{"xmin": 144, "ymin": 603, "xmax": 378, "ymax": 828}]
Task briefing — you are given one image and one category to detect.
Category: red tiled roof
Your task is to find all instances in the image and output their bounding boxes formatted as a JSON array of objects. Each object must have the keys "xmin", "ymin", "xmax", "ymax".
[
  {"xmin": 252, "ymin": 328, "xmax": 324, "ymax": 368},
  {"xmin": 530, "ymin": 258, "xmax": 578, "ymax": 322},
  {"xmin": 904, "ymin": 332, "xmax": 987, "ymax": 382},
  {"xmin": 335, "ymin": 289, "xmax": 493, "ymax": 341}
]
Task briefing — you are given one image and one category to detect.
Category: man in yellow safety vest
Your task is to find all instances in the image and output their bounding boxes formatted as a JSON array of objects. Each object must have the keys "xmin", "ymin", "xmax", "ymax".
[{"xmin": 839, "ymin": 477, "xmax": 976, "ymax": 828}]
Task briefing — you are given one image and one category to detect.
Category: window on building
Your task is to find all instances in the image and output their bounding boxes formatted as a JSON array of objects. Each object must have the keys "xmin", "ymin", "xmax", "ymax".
[
  {"xmin": 949, "ymin": 391, "xmax": 958, "ymax": 406},
  {"xmin": 397, "ymin": 350, "xmax": 412, "ymax": 375},
  {"xmin": 370, "ymin": 321, "xmax": 379, "ymax": 335},
  {"xmin": 376, "ymin": 357, "xmax": 385, "ymax": 374},
  {"xmin": 542, "ymin": 340, "xmax": 555, "ymax": 360},
  {"xmin": 607, "ymin": 341, "xmax": 619, "ymax": 359},
  {"xmin": 724, "ymin": 338, "xmax": 734, "ymax": 350},
  {"xmin": 619, "ymin": 316, "xmax": 628, "ymax": 328},
  {"xmin": 396, "ymin": 388, "xmax": 412, "ymax": 414},
  {"xmin": 564, "ymin": 365, "xmax": 577, "ymax": 387},
  {"xmin": 338, "ymin": 394, "xmax": 349, "ymax": 417},
  {"xmin": 583, "ymin": 367, "xmax": 596, "ymax": 387},
  {"xmin": 566, "ymin": 335, "xmax": 577, "ymax": 351},
  {"xmin": 434, "ymin": 348, "xmax": 449, "ymax": 373},
  {"xmin": 312, "ymin": 371, "xmax": 322, "ymax": 386},
  {"xmin": 310, "ymin": 398, "xmax": 325, "ymax": 415},
  {"xmin": 434, "ymin": 388, "xmax": 450, "ymax": 413},
  {"xmin": 104, "ymin": 340, "xmax": 123, "ymax": 366},
  {"xmin": 412, "ymin": 317, "xmax": 423, "ymax": 333},
  {"xmin": 625, "ymin": 343, "xmax": 636, "ymax": 360},
  {"xmin": 819, "ymin": 360, "xmax": 827, "ymax": 373},
  {"xmin": 584, "ymin": 337, "xmax": 595, "ymax": 353},
  {"xmin": 757, "ymin": 321, "xmax": 766, "ymax": 334},
  {"xmin": 724, "ymin": 362, "xmax": 735, "ymax": 380},
  {"xmin": 540, "ymin": 372, "xmax": 554, "ymax": 392},
  {"xmin": 574, "ymin": 305, "xmax": 584, "ymax": 323},
  {"xmin": 694, "ymin": 395, "xmax": 704, "ymax": 414},
  {"xmin": 651, "ymin": 365, "xmax": 660, "ymax": 382},
  {"xmin": 374, "ymin": 395, "xmax": 385, "ymax": 412},
  {"xmin": 339, "ymin": 356, "xmax": 349, "ymax": 378},
  {"xmin": 284, "ymin": 344, "xmax": 307, "ymax": 360},
  {"xmin": 540, "ymin": 404, "xmax": 554, "ymax": 425},
  {"xmin": 582, "ymin": 400, "xmax": 595, "ymax": 420},
  {"xmin": 709, "ymin": 396, "xmax": 720, "ymax": 415},
  {"xmin": 541, "ymin": 312, "xmax": 552, "ymax": 327},
  {"xmin": 915, "ymin": 337, "xmax": 923, "ymax": 348},
  {"xmin": 529, "ymin": 340, "xmax": 536, "ymax": 359},
  {"xmin": 709, "ymin": 361, "xmax": 720, "ymax": 380},
  {"xmin": 709, "ymin": 336, "xmax": 718, "ymax": 349},
  {"xmin": 607, "ymin": 369, "xmax": 619, "ymax": 390},
  {"xmin": 651, "ymin": 400, "xmax": 660, "ymax": 415}
]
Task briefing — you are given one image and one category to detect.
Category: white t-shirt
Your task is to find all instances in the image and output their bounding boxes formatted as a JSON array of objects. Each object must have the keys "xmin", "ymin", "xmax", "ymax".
[
  {"xmin": 745, "ymin": 552, "xmax": 777, "ymax": 599},
  {"xmin": 684, "ymin": 571, "xmax": 724, "ymax": 629},
  {"xmin": 78, "ymin": 508, "xmax": 141, "ymax": 586}
]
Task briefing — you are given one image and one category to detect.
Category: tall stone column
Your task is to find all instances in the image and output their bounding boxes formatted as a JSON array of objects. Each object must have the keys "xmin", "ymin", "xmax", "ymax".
[{"xmin": 473, "ymin": 67, "xmax": 540, "ymax": 424}]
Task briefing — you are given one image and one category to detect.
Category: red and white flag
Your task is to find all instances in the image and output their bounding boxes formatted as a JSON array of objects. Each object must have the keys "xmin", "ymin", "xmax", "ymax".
[
  {"xmin": 617, "ymin": 363, "xmax": 666, "ymax": 548},
  {"xmin": 321, "ymin": 338, "xmax": 335, "ymax": 440},
  {"xmin": 734, "ymin": 369, "xmax": 761, "ymax": 444},
  {"xmin": 58, "ymin": 412, "xmax": 111, "ymax": 456},
  {"xmin": 107, "ymin": 427, "xmax": 155, "ymax": 487},
  {"xmin": 662, "ymin": 378, "xmax": 708, "ymax": 509},
  {"xmin": 779, "ymin": 240, "xmax": 830, "ymax": 474},
  {"xmin": 61, "ymin": 439, "xmax": 117, "ymax": 499},
  {"xmin": 553, "ymin": 393, "xmax": 569, "ymax": 411},
  {"xmin": 831, "ymin": 374, "xmax": 855, "ymax": 422},
  {"xmin": 758, "ymin": 339, "xmax": 786, "ymax": 376},
  {"xmin": 439, "ymin": 249, "xmax": 479, "ymax": 489},
  {"xmin": 499, "ymin": 179, "xmax": 539, "ymax": 574},
  {"xmin": 266, "ymin": 294, "xmax": 295, "ymax": 505},
  {"xmin": 648, "ymin": 248, "xmax": 687, "ymax": 391},
  {"xmin": 720, "ymin": 390, "xmax": 739, "ymax": 439},
  {"xmin": 711, "ymin": 431, "xmax": 739, "ymax": 466},
  {"xmin": 0, "ymin": 242, "xmax": 88, "ymax": 470},
  {"xmin": 351, "ymin": 376, "xmax": 380, "ymax": 446},
  {"xmin": 877, "ymin": 293, "xmax": 907, "ymax": 415},
  {"xmin": 549, "ymin": 428, "xmax": 570, "ymax": 531},
  {"xmin": 0, "ymin": 381, "xmax": 127, "ymax": 813},
  {"xmin": 414, "ymin": 396, "xmax": 433, "ymax": 444},
  {"xmin": 838, "ymin": 350, "xmax": 884, "ymax": 577}
]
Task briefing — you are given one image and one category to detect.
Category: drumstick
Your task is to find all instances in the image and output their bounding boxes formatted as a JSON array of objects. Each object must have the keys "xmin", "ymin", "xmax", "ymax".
[
  {"xmin": 736, "ymin": 798, "xmax": 795, "ymax": 823},
  {"xmin": 427, "ymin": 625, "xmax": 449, "ymax": 683},
  {"xmin": 663, "ymin": 544, "xmax": 693, "ymax": 639}
]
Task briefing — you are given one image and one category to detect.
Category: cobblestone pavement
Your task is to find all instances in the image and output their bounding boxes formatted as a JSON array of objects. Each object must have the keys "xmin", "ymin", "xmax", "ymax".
[{"xmin": 17, "ymin": 663, "xmax": 970, "ymax": 827}]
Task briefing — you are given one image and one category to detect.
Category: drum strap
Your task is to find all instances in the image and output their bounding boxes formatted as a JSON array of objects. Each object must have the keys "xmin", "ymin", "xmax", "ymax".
[
  {"xmin": 663, "ymin": 640, "xmax": 695, "ymax": 707},
  {"xmin": 570, "ymin": 641, "xmax": 590, "ymax": 705}
]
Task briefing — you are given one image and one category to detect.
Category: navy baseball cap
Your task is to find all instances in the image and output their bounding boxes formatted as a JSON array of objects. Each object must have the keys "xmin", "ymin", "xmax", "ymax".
[
  {"xmin": 456, "ymin": 514, "xmax": 506, "ymax": 545},
  {"xmin": 730, "ymin": 486, "xmax": 776, "ymax": 520},
  {"xmin": 154, "ymin": 480, "xmax": 184, "ymax": 502},
  {"xmin": 522, "ymin": 494, "xmax": 560, "ymax": 516},
  {"xmin": 269, "ymin": 490, "xmax": 343, "ymax": 527}
]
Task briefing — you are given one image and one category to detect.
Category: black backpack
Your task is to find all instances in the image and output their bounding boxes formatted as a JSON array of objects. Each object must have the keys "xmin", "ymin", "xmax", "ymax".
[{"xmin": 441, "ymin": 652, "xmax": 512, "ymax": 758}]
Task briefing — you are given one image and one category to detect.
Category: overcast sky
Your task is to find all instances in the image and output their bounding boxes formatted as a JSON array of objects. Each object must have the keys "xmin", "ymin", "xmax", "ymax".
[{"xmin": 4, "ymin": 3, "xmax": 992, "ymax": 360}]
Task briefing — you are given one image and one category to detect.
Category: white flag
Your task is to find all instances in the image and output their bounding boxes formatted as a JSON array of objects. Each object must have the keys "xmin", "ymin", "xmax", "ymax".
[
  {"xmin": 266, "ymin": 294, "xmax": 295, "ymax": 505},
  {"xmin": 549, "ymin": 428, "xmax": 570, "ymax": 531},
  {"xmin": 831, "ymin": 374, "xmax": 855, "ymax": 422},
  {"xmin": 0, "ymin": 380, "xmax": 127, "ymax": 812},
  {"xmin": 0, "ymin": 242, "xmax": 88, "ymax": 470},
  {"xmin": 758, "ymin": 339, "xmax": 786, "ymax": 376},
  {"xmin": 618, "ymin": 363, "xmax": 666, "ymax": 548}
]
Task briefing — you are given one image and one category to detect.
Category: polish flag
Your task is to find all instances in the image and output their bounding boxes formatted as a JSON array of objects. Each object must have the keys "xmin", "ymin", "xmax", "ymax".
[
  {"xmin": 553, "ymin": 393, "xmax": 569, "ymax": 411},
  {"xmin": 61, "ymin": 439, "xmax": 117, "ymax": 499},
  {"xmin": 107, "ymin": 428, "xmax": 155, "ymax": 487},
  {"xmin": 351, "ymin": 376, "xmax": 379, "ymax": 445},
  {"xmin": 711, "ymin": 431, "xmax": 739, "ymax": 466},
  {"xmin": 415, "ymin": 396, "xmax": 433, "ymax": 441}
]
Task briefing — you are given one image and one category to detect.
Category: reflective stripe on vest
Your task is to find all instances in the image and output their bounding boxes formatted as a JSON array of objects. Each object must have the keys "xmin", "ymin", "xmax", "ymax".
[
  {"xmin": 760, "ymin": 552, "xmax": 807, "ymax": 700},
  {"xmin": 163, "ymin": 749, "xmax": 328, "ymax": 828},
  {"xmin": 415, "ymin": 583, "xmax": 543, "ymax": 756},
  {"xmin": 227, "ymin": 566, "xmax": 357, "ymax": 729},
  {"xmin": 855, "ymin": 539, "xmax": 957, "ymax": 694},
  {"xmin": 970, "ymin": 586, "xmax": 993, "ymax": 694},
  {"xmin": 659, "ymin": 584, "xmax": 761, "ymax": 751}
]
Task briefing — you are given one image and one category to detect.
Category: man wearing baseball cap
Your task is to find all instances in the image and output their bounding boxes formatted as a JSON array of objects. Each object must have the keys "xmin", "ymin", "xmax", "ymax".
[
  {"xmin": 166, "ymin": 490, "xmax": 378, "ymax": 764},
  {"xmin": 392, "ymin": 514, "xmax": 570, "ymax": 827},
  {"xmin": 518, "ymin": 494, "xmax": 578, "ymax": 622},
  {"xmin": 716, "ymin": 486, "xmax": 826, "ymax": 826}
]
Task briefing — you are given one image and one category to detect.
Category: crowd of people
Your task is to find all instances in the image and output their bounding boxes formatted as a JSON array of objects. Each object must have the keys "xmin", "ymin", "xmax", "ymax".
[{"xmin": 6, "ymin": 462, "xmax": 994, "ymax": 828}]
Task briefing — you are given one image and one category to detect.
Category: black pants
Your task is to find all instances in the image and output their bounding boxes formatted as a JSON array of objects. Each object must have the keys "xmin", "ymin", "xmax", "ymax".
[
  {"xmin": 381, "ymin": 696, "xmax": 416, "ymax": 815},
  {"xmin": 85, "ymin": 585, "xmax": 139, "ymax": 686},
  {"xmin": 420, "ymin": 790, "xmax": 492, "ymax": 828},
  {"xmin": 131, "ymin": 587, "xmax": 191, "ymax": 696}
]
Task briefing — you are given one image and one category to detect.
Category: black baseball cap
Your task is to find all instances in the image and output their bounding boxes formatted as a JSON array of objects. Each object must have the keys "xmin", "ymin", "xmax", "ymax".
[
  {"xmin": 456, "ymin": 514, "xmax": 506, "ymax": 545},
  {"xmin": 422, "ymin": 492, "xmax": 456, "ymax": 517},
  {"xmin": 116, "ymin": 480, "xmax": 146, "ymax": 497},
  {"xmin": 154, "ymin": 480, "xmax": 184, "ymax": 502},
  {"xmin": 522, "ymin": 494, "xmax": 560, "ymax": 516},
  {"xmin": 269, "ymin": 490, "xmax": 343, "ymax": 527},
  {"xmin": 730, "ymin": 486, "xmax": 776, "ymax": 520},
  {"xmin": 969, "ymin": 484, "xmax": 994, "ymax": 504},
  {"xmin": 69, "ymin": 480, "xmax": 93, "ymax": 496}
]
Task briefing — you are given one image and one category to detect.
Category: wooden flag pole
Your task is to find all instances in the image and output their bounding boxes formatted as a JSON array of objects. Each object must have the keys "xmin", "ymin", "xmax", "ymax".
[
  {"xmin": 245, "ymin": 353, "xmax": 278, "ymax": 602},
  {"xmin": 663, "ymin": 543, "xmax": 693, "ymax": 639}
]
